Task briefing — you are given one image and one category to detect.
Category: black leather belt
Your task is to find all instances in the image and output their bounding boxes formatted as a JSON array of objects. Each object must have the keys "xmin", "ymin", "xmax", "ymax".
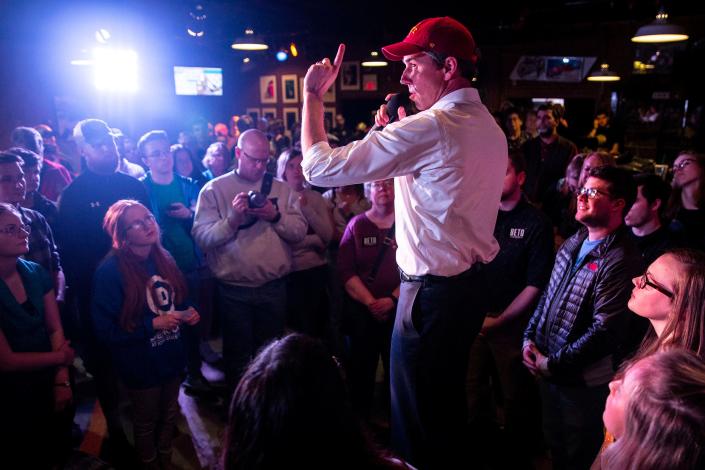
[{"xmin": 399, "ymin": 265, "xmax": 479, "ymax": 284}]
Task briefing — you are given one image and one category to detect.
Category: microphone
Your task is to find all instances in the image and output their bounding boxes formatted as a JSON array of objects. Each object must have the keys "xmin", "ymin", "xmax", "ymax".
[{"xmin": 372, "ymin": 92, "xmax": 413, "ymax": 132}]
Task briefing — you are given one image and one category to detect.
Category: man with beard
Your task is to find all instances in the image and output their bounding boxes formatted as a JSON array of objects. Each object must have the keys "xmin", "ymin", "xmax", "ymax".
[
  {"xmin": 56, "ymin": 119, "xmax": 148, "ymax": 458},
  {"xmin": 522, "ymin": 166, "xmax": 641, "ymax": 470},
  {"xmin": 523, "ymin": 104, "xmax": 577, "ymax": 204}
]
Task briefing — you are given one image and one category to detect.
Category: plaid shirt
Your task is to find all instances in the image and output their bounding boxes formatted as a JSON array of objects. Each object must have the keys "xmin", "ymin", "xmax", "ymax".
[{"xmin": 18, "ymin": 206, "xmax": 61, "ymax": 274}]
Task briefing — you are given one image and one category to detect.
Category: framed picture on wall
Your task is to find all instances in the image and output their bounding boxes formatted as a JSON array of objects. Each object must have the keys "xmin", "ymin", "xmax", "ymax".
[
  {"xmin": 282, "ymin": 74, "xmax": 298, "ymax": 103},
  {"xmin": 261, "ymin": 107, "xmax": 277, "ymax": 120},
  {"xmin": 259, "ymin": 75, "xmax": 277, "ymax": 103},
  {"xmin": 246, "ymin": 108, "xmax": 260, "ymax": 123},
  {"xmin": 340, "ymin": 62, "xmax": 359, "ymax": 90},
  {"xmin": 283, "ymin": 107, "xmax": 300, "ymax": 131},
  {"xmin": 362, "ymin": 74, "xmax": 378, "ymax": 91},
  {"xmin": 323, "ymin": 107, "xmax": 336, "ymax": 132}
]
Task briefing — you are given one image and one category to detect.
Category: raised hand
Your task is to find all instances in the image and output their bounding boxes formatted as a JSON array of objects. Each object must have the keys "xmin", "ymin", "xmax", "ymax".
[{"xmin": 304, "ymin": 44, "xmax": 346, "ymax": 99}]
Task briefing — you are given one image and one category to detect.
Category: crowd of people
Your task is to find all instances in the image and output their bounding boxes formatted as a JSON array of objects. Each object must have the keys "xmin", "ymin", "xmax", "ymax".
[{"xmin": 2, "ymin": 16, "xmax": 705, "ymax": 470}]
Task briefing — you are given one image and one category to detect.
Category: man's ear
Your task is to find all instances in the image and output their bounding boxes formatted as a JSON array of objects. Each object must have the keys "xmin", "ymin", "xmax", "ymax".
[
  {"xmin": 652, "ymin": 199, "xmax": 662, "ymax": 212},
  {"xmin": 443, "ymin": 57, "xmax": 459, "ymax": 79},
  {"xmin": 613, "ymin": 198, "xmax": 626, "ymax": 213}
]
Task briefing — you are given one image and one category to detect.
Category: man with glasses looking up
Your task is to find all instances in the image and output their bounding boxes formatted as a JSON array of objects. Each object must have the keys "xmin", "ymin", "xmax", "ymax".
[
  {"xmin": 522, "ymin": 166, "xmax": 642, "ymax": 470},
  {"xmin": 56, "ymin": 118, "xmax": 148, "ymax": 460},
  {"xmin": 137, "ymin": 130, "xmax": 214, "ymax": 398},
  {"xmin": 192, "ymin": 129, "xmax": 306, "ymax": 394}
]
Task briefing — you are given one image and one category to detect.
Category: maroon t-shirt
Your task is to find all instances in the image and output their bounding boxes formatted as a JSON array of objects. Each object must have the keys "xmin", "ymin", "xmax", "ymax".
[
  {"xmin": 337, "ymin": 213, "xmax": 399, "ymax": 298},
  {"xmin": 39, "ymin": 159, "xmax": 72, "ymax": 202}
]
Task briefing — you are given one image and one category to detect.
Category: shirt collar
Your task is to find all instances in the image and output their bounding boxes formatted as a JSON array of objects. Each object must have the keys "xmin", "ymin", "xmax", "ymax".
[{"xmin": 430, "ymin": 87, "xmax": 481, "ymax": 111}]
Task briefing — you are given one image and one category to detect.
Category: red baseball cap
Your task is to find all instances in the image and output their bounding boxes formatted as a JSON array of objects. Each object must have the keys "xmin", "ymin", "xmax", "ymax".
[{"xmin": 382, "ymin": 17, "xmax": 478, "ymax": 63}]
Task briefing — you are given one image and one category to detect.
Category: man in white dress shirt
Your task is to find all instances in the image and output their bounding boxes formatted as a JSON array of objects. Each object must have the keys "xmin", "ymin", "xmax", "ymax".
[{"xmin": 301, "ymin": 17, "xmax": 507, "ymax": 469}]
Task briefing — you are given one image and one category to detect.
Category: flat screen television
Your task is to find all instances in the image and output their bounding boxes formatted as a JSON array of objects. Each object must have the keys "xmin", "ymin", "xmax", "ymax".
[{"xmin": 174, "ymin": 66, "xmax": 223, "ymax": 96}]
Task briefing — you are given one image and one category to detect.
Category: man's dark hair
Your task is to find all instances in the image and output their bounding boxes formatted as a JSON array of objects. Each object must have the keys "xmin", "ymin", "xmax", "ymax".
[
  {"xmin": 536, "ymin": 104, "xmax": 554, "ymax": 118},
  {"xmin": 589, "ymin": 166, "xmax": 636, "ymax": 216},
  {"xmin": 634, "ymin": 173, "xmax": 671, "ymax": 222},
  {"xmin": 5, "ymin": 147, "xmax": 40, "ymax": 168},
  {"xmin": 137, "ymin": 130, "xmax": 169, "ymax": 159},
  {"xmin": 504, "ymin": 107, "xmax": 523, "ymax": 121},
  {"xmin": 10, "ymin": 127, "xmax": 43, "ymax": 154},
  {"xmin": 508, "ymin": 149, "xmax": 527, "ymax": 175},
  {"xmin": 0, "ymin": 151, "xmax": 23, "ymax": 165},
  {"xmin": 426, "ymin": 51, "xmax": 477, "ymax": 81}
]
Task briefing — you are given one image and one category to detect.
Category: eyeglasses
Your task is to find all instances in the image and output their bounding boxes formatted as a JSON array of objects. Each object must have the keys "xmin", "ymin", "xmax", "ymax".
[
  {"xmin": 371, "ymin": 180, "xmax": 394, "ymax": 190},
  {"xmin": 0, "ymin": 223, "xmax": 31, "ymax": 237},
  {"xmin": 240, "ymin": 149, "xmax": 269, "ymax": 167},
  {"xmin": 672, "ymin": 159, "xmax": 695, "ymax": 173},
  {"xmin": 124, "ymin": 214, "xmax": 157, "ymax": 233},
  {"xmin": 577, "ymin": 186, "xmax": 611, "ymax": 199},
  {"xmin": 635, "ymin": 272, "xmax": 674, "ymax": 298}
]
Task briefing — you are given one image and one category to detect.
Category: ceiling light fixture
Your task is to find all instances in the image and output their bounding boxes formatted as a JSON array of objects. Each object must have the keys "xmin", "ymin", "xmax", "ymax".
[
  {"xmin": 361, "ymin": 51, "xmax": 388, "ymax": 67},
  {"xmin": 95, "ymin": 28, "xmax": 111, "ymax": 44},
  {"xmin": 587, "ymin": 63, "xmax": 621, "ymax": 82},
  {"xmin": 631, "ymin": 9, "xmax": 688, "ymax": 43},
  {"xmin": 231, "ymin": 28, "xmax": 268, "ymax": 51}
]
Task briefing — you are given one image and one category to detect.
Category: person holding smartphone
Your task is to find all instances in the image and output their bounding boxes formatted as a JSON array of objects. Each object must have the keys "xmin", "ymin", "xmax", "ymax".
[
  {"xmin": 137, "ymin": 130, "xmax": 214, "ymax": 397},
  {"xmin": 92, "ymin": 199, "xmax": 200, "ymax": 469}
]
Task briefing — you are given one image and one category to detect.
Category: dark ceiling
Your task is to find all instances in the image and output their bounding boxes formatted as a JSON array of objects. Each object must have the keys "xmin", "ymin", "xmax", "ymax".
[{"xmin": 3, "ymin": 0, "xmax": 703, "ymax": 59}]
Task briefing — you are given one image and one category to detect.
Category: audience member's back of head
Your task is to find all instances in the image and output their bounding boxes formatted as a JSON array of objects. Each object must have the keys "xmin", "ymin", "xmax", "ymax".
[
  {"xmin": 10, "ymin": 126, "xmax": 43, "ymax": 155},
  {"xmin": 223, "ymin": 333, "xmax": 405, "ymax": 470},
  {"xmin": 602, "ymin": 349, "xmax": 705, "ymax": 470}
]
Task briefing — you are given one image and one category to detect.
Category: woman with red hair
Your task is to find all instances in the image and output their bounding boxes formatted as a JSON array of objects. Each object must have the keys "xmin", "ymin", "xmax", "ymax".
[{"xmin": 92, "ymin": 199, "xmax": 200, "ymax": 469}]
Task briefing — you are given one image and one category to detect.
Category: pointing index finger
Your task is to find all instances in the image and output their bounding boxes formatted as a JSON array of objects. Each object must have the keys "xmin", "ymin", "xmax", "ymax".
[{"xmin": 333, "ymin": 44, "xmax": 346, "ymax": 70}]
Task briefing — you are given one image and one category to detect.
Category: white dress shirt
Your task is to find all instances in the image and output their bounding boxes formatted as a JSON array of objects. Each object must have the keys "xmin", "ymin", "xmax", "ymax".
[{"xmin": 303, "ymin": 88, "xmax": 507, "ymax": 276}]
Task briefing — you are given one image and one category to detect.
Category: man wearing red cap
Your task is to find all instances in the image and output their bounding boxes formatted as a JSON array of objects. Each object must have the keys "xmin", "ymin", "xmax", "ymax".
[{"xmin": 301, "ymin": 17, "xmax": 507, "ymax": 469}]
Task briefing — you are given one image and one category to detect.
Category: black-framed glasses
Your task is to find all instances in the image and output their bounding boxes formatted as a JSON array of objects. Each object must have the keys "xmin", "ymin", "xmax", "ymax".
[
  {"xmin": 0, "ymin": 223, "xmax": 31, "ymax": 237},
  {"xmin": 124, "ymin": 214, "xmax": 157, "ymax": 233},
  {"xmin": 577, "ymin": 186, "xmax": 611, "ymax": 199},
  {"xmin": 672, "ymin": 159, "xmax": 695, "ymax": 172},
  {"xmin": 636, "ymin": 272, "xmax": 674, "ymax": 298},
  {"xmin": 240, "ymin": 149, "xmax": 269, "ymax": 167}
]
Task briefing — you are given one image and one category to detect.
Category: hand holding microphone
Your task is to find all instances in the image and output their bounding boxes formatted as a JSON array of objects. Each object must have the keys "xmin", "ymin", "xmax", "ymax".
[{"xmin": 374, "ymin": 92, "xmax": 414, "ymax": 130}]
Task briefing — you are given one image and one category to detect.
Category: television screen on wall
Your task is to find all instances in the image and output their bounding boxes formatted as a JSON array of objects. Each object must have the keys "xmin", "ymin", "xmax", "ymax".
[{"xmin": 174, "ymin": 66, "xmax": 223, "ymax": 96}]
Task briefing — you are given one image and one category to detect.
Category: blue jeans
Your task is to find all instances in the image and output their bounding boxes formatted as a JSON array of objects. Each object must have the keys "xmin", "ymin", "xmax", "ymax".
[
  {"xmin": 218, "ymin": 278, "xmax": 287, "ymax": 392},
  {"xmin": 539, "ymin": 381, "xmax": 608, "ymax": 470},
  {"xmin": 390, "ymin": 267, "xmax": 487, "ymax": 470}
]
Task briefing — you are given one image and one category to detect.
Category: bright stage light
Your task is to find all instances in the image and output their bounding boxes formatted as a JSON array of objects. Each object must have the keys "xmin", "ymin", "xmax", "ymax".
[
  {"xmin": 276, "ymin": 50, "xmax": 288, "ymax": 62},
  {"xmin": 95, "ymin": 28, "xmax": 111, "ymax": 44},
  {"xmin": 93, "ymin": 48, "xmax": 138, "ymax": 92}
]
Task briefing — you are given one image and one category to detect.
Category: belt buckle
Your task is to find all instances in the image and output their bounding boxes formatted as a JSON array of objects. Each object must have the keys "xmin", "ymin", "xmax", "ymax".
[{"xmin": 400, "ymin": 269, "xmax": 423, "ymax": 283}]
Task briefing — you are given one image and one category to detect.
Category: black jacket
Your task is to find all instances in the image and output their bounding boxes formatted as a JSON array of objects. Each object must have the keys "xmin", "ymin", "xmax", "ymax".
[{"xmin": 524, "ymin": 225, "xmax": 644, "ymax": 386}]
